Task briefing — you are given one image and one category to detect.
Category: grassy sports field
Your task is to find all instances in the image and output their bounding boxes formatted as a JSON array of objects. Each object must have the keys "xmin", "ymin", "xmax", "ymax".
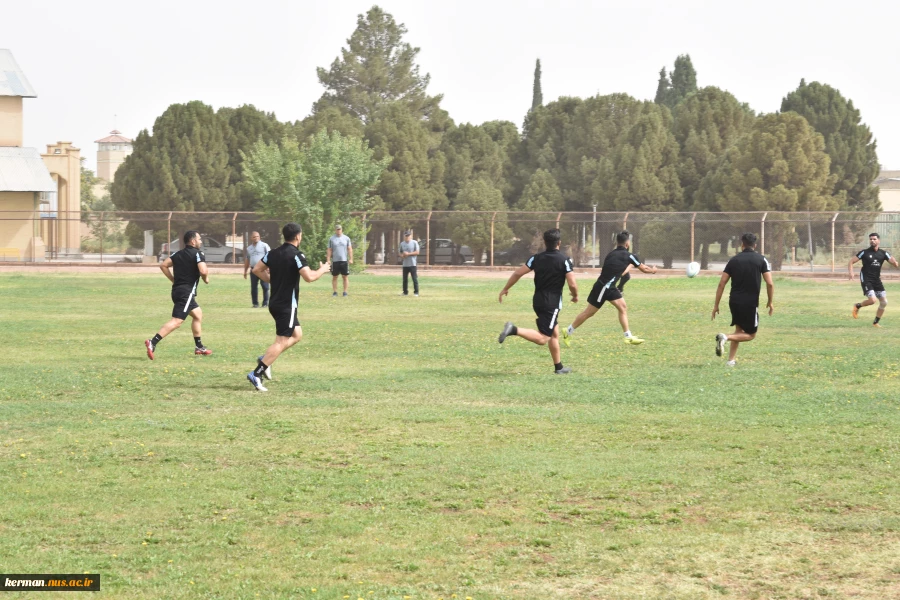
[{"xmin": 0, "ymin": 270, "xmax": 898, "ymax": 599}]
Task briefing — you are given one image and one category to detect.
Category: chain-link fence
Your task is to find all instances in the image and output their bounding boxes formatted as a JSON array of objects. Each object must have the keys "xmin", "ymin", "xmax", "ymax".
[{"xmin": 1, "ymin": 210, "xmax": 899, "ymax": 272}]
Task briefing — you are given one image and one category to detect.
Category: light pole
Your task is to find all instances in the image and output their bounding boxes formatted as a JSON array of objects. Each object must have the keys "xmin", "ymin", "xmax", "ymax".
[{"xmin": 592, "ymin": 204, "xmax": 597, "ymax": 268}]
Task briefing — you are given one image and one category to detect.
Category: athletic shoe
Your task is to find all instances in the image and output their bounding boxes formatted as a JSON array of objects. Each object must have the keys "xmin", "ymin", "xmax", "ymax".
[
  {"xmin": 873, "ymin": 323, "xmax": 882, "ymax": 328},
  {"xmin": 145, "ymin": 339, "xmax": 155, "ymax": 361},
  {"xmin": 399, "ymin": 292, "xmax": 408, "ymax": 296},
  {"xmin": 247, "ymin": 372, "xmax": 268, "ymax": 392},
  {"xmin": 624, "ymin": 335, "xmax": 644, "ymax": 345},
  {"xmin": 715, "ymin": 333, "xmax": 727, "ymax": 357},
  {"xmin": 725, "ymin": 360, "xmax": 736, "ymax": 367},
  {"xmin": 257, "ymin": 356, "xmax": 272, "ymax": 380},
  {"xmin": 498, "ymin": 321, "xmax": 515, "ymax": 344},
  {"xmin": 414, "ymin": 293, "xmax": 419, "ymax": 297},
  {"xmin": 343, "ymin": 292, "xmax": 348, "ymax": 297},
  {"xmin": 554, "ymin": 366, "xmax": 572, "ymax": 375},
  {"xmin": 261, "ymin": 303, "xmax": 268, "ymax": 308},
  {"xmin": 561, "ymin": 329, "xmax": 571, "ymax": 347},
  {"xmin": 852, "ymin": 305, "xmax": 859, "ymax": 319},
  {"xmin": 195, "ymin": 346, "xmax": 212, "ymax": 356},
  {"xmin": 332, "ymin": 292, "xmax": 338, "ymax": 297},
  {"xmin": 252, "ymin": 304, "xmax": 260, "ymax": 308}
]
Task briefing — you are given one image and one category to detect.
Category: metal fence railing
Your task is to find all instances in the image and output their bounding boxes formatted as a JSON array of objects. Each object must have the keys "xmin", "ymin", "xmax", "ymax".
[{"xmin": 1, "ymin": 210, "xmax": 899, "ymax": 273}]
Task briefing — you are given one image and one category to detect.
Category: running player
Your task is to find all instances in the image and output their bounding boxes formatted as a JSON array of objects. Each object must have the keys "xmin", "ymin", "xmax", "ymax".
[
  {"xmin": 563, "ymin": 231, "xmax": 656, "ymax": 346},
  {"xmin": 497, "ymin": 228, "xmax": 578, "ymax": 375},
  {"xmin": 849, "ymin": 232, "xmax": 898, "ymax": 327},
  {"xmin": 712, "ymin": 232, "xmax": 774, "ymax": 366},
  {"xmin": 145, "ymin": 230, "xmax": 211, "ymax": 359},
  {"xmin": 246, "ymin": 222, "xmax": 330, "ymax": 391}
]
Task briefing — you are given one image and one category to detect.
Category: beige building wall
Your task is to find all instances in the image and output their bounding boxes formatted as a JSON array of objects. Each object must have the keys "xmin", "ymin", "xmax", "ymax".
[
  {"xmin": 0, "ymin": 192, "xmax": 44, "ymax": 261},
  {"xmin": 881, "ymin": 189, "xmax": 900, "ymax": 212},
  {"xmin": 0, "ymin": 96, "xmax": 23, "ymax": 146},
  {"xmin": 41, "ymin": 142, "xmax": 82, "ymax": 256},
  {"xmin": 97, "ymin": 146, "xmax": 131, "ymax": 182}
]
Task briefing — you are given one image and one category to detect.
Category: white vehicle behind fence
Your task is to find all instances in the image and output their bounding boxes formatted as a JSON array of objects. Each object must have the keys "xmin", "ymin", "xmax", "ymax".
[{"xmin": 158, "ymin": 235, "xmax": 244, "ymax": 264}]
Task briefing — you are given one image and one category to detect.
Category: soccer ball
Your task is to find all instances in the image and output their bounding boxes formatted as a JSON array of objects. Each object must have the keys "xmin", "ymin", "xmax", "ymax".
[{"xmin": 686, "ymin": 262, "xmax": 701, "ymax": 278}]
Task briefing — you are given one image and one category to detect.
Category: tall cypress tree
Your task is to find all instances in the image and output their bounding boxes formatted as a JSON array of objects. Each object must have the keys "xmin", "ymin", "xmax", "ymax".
[
  {"xmin": 531, "ymin": 59, "xmax": 543, "ymax": 112},
  {"xmin": 654, "ymin": 67, "xmax": 671, "ymax": 107},
  {"xmin": 669, "ymin": 54, "xmax": 698, "ymax": 106}
]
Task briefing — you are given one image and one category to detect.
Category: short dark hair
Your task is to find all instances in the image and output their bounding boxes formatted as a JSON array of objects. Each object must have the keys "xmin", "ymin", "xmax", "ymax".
[
  {"xmin": 543, "ymin": 228, "xmax": 561, "ymax": 249},
  {"xmin": 741, "ymin": 232, "xmax": 758, "ymax": 247},
  {"xmin": 869, "ymin": 232, "xmax": 880, "ymax": 239},
  {"xmin": 282, "ymin": 222, "xmax": 302, "ymax": 241},
  {"xmin": 616, "ymin": 231, "xmax": 630, "ymax": 245},
  {"xmin": 183, "ymin": 230, "xmax": 200, "ymax": 245}
]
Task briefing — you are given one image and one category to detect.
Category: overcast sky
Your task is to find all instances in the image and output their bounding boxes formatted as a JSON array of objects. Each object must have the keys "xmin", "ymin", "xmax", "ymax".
[{"xmin": 3, "ymin": 0, "xmax": 898, "ymax": 173}]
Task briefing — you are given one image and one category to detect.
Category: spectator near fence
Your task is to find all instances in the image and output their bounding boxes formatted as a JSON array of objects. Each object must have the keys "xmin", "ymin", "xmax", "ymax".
[
  {"xmin": 399, "ymin": 230, "xmax": 420, "ymax": 296},
  {"xmin": 243, "ymin": 231, "xmax": 271, "ymax": 308}
]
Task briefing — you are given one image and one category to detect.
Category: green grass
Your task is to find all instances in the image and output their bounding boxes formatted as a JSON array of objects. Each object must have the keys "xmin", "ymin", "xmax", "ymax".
[{"xmin": 1, "ymin": 271, "xmax": 899, "ymax": 599}]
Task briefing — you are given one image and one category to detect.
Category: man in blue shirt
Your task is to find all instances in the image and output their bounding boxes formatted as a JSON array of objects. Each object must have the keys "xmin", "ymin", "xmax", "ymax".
[
  {"xmin": 243, "ymin": 231, "xmax": 271, "ymax": 307},
  {"xmin": 327, "ymin": 224, "xmax": 353, "ymax": 297}
]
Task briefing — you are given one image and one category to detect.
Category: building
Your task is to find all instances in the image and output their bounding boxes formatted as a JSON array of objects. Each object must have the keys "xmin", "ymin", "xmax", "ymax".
[
  {"xmin": 0, "ymin": 49, "xmax": 57, "ymax": 261},
  {"xmin": 95, "ymin": 129, "xmax": 132, "ymax": 182},
  {"xmin": 875, "ymin": 170, "xmax": 900, "ymax": 212}
]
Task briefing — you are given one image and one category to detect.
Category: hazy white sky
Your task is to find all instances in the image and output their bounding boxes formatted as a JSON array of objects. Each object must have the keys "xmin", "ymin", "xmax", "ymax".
[{"xmin": 3, "ymin": 0, "xmax": 898, "ymax": 173}]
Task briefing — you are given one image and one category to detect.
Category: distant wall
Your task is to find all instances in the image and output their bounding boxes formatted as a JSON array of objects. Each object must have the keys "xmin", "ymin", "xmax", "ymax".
[{"xmin": 0, "ymin": 96, "xmax": 24, "ymax": 147}]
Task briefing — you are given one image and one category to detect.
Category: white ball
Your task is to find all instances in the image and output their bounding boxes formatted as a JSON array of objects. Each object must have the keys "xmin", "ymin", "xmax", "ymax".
[{"xmin": 686, "ymin": 262, "xmax": 701, "ymax": 278}]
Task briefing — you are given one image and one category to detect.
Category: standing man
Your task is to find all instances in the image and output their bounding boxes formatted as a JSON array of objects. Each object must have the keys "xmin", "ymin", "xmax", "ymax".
[
  {"xmin": 399, "ymin": 230, "xmax": 420, "ymax": 297},
  {"xmin": 243, "ymin": 231, "xmax": 271, "ymax": 308},
  {"xmin": 246, "ymin": 222, "xmax": 330, "ymax": 391},
  {"xmin": 327, "ymin": 224, "xmax": 353, "ymax": 297},
  {"xmin": 849, "ymin": 232, "xmax": 898, "ymax": 327},
  {"xmin": 712, "ymin": 232, "xmax": 774, "ymax": 366},
  {"xmin": 145, "ymin": 230, "xmax": 212, "ymax": 359},
  {"xmin": 563, "ymin": 231, "xmax": 656, "ymax": 346},
  {"xmin": 497, "ymin": 228, "xmax": 578, "ymax": 375}
]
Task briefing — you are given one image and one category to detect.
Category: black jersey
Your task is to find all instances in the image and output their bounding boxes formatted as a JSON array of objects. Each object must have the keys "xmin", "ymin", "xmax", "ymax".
[
  {"xmin": 525, "ymin": 249, "xmax": 574, "ymax": 309},
  {"xmin": 170, "ymin": 246, "xmax": 206, "ymax": 292},
  {"xmin": 856, "ymin": 247, "xmax": 893, "ymax": 282},
  {"xmin": 724, "ymin": 249, "xmax": 771, "ymax": 306},
  {"xmin": 598, "ymin": 246, "xmax": 641, "ymax": 286},
  {"xmin": 261, "ymin": 243, "xmax": 309, "ymax": 311}
]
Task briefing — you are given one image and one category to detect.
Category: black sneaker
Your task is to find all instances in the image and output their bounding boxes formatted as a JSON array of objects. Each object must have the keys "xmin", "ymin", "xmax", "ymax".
[
  {"xmin": 498, "ymin": 322, "xmax": 515, "ymax": 343},
  {"xmin": 554, "ymin": 367, "xmax": 572, "ymax": 375},
  {"xmin": 252, "ymin": 304, "xmax": 260, "ymax": 308},
  {"xmin": 261, "ymin": 303, "xmax": 268, "ymax": 308}
]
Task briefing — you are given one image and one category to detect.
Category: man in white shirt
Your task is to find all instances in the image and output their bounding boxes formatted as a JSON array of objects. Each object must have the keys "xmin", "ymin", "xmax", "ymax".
[
  {"xmin": 243, "ymin": 231, "xmax": 271, "ymax": 307},
  {"xmin": 327, "ymin": 224, "xmax": 353, "ymax": 297}
]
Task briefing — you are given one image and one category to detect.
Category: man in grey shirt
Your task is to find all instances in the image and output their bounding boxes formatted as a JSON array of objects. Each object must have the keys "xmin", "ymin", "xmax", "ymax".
[
  {"xmin": 400, "ymin": 230, "xmax": 420, "ymax": 296},
  {"xmin": 327, "ymin": 224, "xmax": 353, "ymax": 297},
  {"xmin": 243, "ymin": 231, "xmax": 271, "ymax": 307}
]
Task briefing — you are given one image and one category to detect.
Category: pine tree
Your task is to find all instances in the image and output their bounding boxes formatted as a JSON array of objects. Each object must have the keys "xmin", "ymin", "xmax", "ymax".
[
  {"xmin": 531, "ymin": 59, "xmax": 543, "ymax": 112},
  {"xmin": 781, "ymin": 80, "xmax": 880, "ymax": 211},
  {"xmin": 314, "ymin": 6, "xmax": 441, "ymax": 123},
  {"xmin": 669, "ymin": 55, "xmax": 698, "ymax": 106},
  {"xmin": 442, "ymin": 123, "xmax": 507, "ymax": 206},
  {"xmin": 449, "ymin": 179, "xmax": 512, "ymax": 265},
  {"xmin": 654, "ymin": 67, "xmax": 671, "ymax": 106}
]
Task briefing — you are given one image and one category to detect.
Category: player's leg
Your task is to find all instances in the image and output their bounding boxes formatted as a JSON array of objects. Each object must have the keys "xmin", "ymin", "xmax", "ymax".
[
  {"xmin": 401, "ymin": 267, "xmax": 409, "ymax": 295},
  {"xmin": 609, "ymin": 298, "xmax": 644, "ymax": 344},
  {"xmin": 616, "ymin": 273, "xmax": 631, "ymax": 293},
  {"xmin": 250, "ymin": 272, "xmax": 259, "ymax": 307},
  {"xmin": 410, "ymin": 266, "xmax": 419, "ymax": 295},
  {"xmin": 499, "ymin": 306, "xmax": 555, "ymax": 349},
  {"xmin": 188, "ymin": 307, "xmax": 211, "ymax": 355},
  {"xmin": 569, "ymin": 304, "xmax": 598, "ymax": 331},
  {"xmin": 332, "ymin": 273, "xmax": 339, "ymax": 296},
  {"xmin": 261, "ymin": 280, "xmax": 269, "ymax": 307},
  {"xmin": 342, "ymin": 273, "xmax": 349, "ymax": 295},
  {"xmin": 548, "ymin": 325, "xmax": 570, "ymax": 374},
  {"xmin": 261, "ymin": 327, "xmax": 303, "ymax": 366},
  {"xmin": 874, "ymin": 291, "xmax": 887, "ymax": 326},
  {"xmin": 854, "ymin": 288, "xmax": 876, "ymax": 318}
]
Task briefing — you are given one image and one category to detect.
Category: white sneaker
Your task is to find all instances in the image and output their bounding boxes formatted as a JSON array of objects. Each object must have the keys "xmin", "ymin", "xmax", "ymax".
[
  {"xmin": 725, "ymin": 360, "xmax": 736, "ymax": 367},
  {"xmin": 715, "ymin": 333, "xmax": 727, "ymax": 357},
  {"xmin": 247, "ymin": 372, "xmax": 268, "ymax": 391}
]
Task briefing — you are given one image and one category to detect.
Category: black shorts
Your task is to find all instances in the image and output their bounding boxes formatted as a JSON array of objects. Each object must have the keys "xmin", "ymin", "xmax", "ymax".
[
  {"xmin": 729, "ymin": 301, "xmax": 759, "ymax": 335},
  {"xmin": 171, "ymin": 288, "xmax": 199, "ymax": 320},
  {"xmin": 270, "ymin": 306, "xmax": 300, "ymax": 337},
  {"xmin": 331, "ymin": 261, "xmax": 349, "ymax": 276},
  {"xmin": 861, "ymin": 278, "xmax": 885, "ymax": 297},
  {"xmin": 587, "ymin": 280, "xmax": 622, "ymax": 309},
  {"xmin": 533, "ymin": 303, "xmax": 562, "ymax": 337}
]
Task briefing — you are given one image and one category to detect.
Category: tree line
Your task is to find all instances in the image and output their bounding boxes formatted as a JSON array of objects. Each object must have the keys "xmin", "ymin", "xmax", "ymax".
[{"xmin": 108, "ymin": 5, "xmax": 882, "ymax": 264}]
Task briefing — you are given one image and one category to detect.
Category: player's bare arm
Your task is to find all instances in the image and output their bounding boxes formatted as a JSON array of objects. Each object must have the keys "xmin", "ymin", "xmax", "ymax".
[
  {"xmin": 763, "ymin": 271, "xmax": 774, "ymax": 315},
  {"xmin": 499, "ymin": 264, "xmax": 530, "ymax": 303},
  {"xmin": 848, "ymin": 255, "xmax": 859, "ymax": 280},
  {"xmin": 159, "ymin": 257, "xmax": 175, "ymax": 283},
  {"xmin": 638, "ymin": 263, "xmax": 658, "ymax": 274},
  {"xmin": 251, "ymin": 260, "xmax": 270, "ymax": 283},
  {"xmin": 300, "ymin": 261, "xmax": 331, "ymax": 283},
  {"xmin": 565, "ymin": 271, "xmax": 578, "ymax": 303},
  {"xmin": 890, "ymin": 255, "xmax": 900, "ymax": 269},
  {"xmin": 198, "ymin": 261, "xmax": 209, "ymax": 284},
  {"xmin": 712, "ymin": 272, "xmax": 730, "ymax": 320}
]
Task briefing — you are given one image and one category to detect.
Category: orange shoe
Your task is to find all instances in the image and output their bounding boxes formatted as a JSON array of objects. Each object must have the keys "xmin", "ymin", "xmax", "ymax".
[
  {"xmin": 194, "ymin": 346, "xmax": 213, "ymax": 356},
  {"xmin": 145, "ymin": 339, "xmax": 155, "ymax": 360},
  {"xmin": 873, "ymin": 323, "xmax": 882, "ymax": 328},
  {"xmin": 852, "ymin": 305, "xmax": 859, "ymax": 319}
]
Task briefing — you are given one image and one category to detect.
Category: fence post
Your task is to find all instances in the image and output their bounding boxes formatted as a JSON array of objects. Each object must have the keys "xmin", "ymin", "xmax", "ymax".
[
  {"xmin": 691, "ymin": 212, "xmax": 696, "ymax": 264},
  {"xmin": 167, "ymin": 212, "xmax": 172, "ymax": 260},
  {"xmin": 831, "ymin": 211, "xmax": 839, "ymax": 273},
  {"xmin": 592, "ymin": 204, "xmax": 597, "ymax": 267},
  {"xmin": 490, "ymin": 212, "xmax": 496, "ymax": 267},
  {"xmin": 231, "ymin": 213, "xmax": 237, "ymax": 264},
  {"xmin": 556, "ymin": 212, "xmax": 561, "ymax": 229},
  {"xmin": 100, "ymin": 211, "xmax": 104, "ymax": 263},
  {"xmin": 361, "ymin": 213, "xmax": 367, "ymax": 266},
  {"xmin": 426, "ymin": 211, "xmax": 432, "ymax": 267},
  {"xmin": 623, "ymin": 212, "xmax": 629, "ymax": 231},
  {"xmin": 760, "ymin": 212, "xmax": 768, "ymax": 255}
]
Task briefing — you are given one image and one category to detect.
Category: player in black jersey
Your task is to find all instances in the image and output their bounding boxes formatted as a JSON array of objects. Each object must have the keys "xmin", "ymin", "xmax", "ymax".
[
  {"xmin": 145, "ymin": 230, "xmax": 211, "ymax": 359},
  {"xmin": 849, "ymin": 233, "xmax": 898, "ymax": 327},
  {"xmin": 712, "ymin": 232, "xmax": 774, "ymax": 366},
  {"xmin": 246, "ymin": 222, "xmax": 330, "ymax": 391},
  {"xmin": 563, "ymin": 231, "xmax": 657, "ymax": 345},
  {"xmin": 497, "ymin": 229, "xmax": 578, "ymax": 374}
]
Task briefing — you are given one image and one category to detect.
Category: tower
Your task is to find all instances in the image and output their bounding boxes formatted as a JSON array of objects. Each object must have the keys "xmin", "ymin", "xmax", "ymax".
[{"xmin": 95, "ymin": 129, "xmax": 132, "ymax": 182}]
